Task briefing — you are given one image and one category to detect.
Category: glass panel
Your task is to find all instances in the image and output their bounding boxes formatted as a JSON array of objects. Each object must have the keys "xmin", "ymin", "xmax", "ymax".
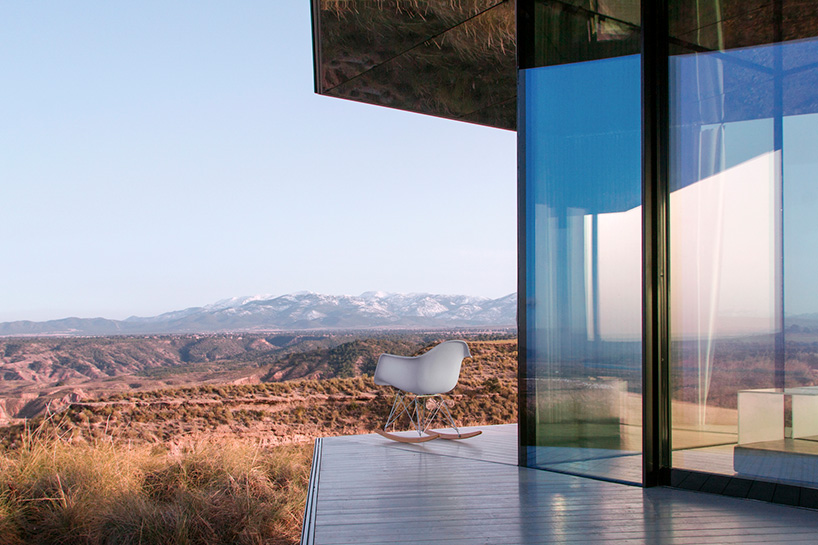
[
  {"xmin": 670, "ymin": 37, "xmax": 818, "ymax": 490},
  {"xmin": 522, "ymin": 0, "xmax": 640, "ymax": 69},
  {"xmin": 521, "ymin": 54, "xmax": 642, "ymax": 484},
  {"xmin": 670, "ymin": 0, "xmax": 818, "ymax": 52},
  {"xmin": 669, "ymin": 0, "xmax": 774, "ymax": 51}
]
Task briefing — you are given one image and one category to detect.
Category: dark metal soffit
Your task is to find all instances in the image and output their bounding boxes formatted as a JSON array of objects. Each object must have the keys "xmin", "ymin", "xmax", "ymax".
[{"xmin": 311, "ymin": 0, "xmax": 517, "ymax": 131}]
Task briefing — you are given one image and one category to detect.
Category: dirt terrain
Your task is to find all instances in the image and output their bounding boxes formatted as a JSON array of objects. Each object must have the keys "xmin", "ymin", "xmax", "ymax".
[
  {"xmin": 0, "ymin": 338, "xmax": 518, "ymax": 447},
  {"xmin": 0, "ymin": 331, "xmax": 512, "ymax": 424}
]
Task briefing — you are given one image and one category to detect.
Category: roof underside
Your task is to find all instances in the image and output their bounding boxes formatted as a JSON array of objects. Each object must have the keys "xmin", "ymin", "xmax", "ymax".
[{"xmin": 311, "ymin": 0, "xmax": 517, "ymax": 131}]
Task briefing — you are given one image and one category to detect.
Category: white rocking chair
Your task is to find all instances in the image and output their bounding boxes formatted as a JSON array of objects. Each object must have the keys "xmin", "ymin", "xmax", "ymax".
[{"xmin": 373, "ymin": 340, "xmax": 482, "ymax": 443}]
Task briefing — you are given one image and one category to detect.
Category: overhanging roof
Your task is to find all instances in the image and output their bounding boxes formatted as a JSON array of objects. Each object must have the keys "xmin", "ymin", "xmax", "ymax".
[{"xmin": 311, "ymin": 0, "xmax": 517, "ymax": 131}]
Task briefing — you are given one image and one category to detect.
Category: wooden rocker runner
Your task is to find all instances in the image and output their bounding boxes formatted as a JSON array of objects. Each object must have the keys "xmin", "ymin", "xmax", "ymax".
[{"xmin": 373, "ymin": 340, "xmax": 482, "ymax": 443}]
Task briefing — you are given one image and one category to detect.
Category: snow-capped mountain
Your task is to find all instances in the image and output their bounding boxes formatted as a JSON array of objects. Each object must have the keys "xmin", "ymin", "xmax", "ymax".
[{"xmin": 0, "ymin": 292, "xmax": 517, "ymax": 336}]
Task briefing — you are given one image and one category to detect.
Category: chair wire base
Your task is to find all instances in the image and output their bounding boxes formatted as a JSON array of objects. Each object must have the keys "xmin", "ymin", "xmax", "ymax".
[{"xmin": 383, "ymin": 392, "xmax": 460, "ymax": 436}]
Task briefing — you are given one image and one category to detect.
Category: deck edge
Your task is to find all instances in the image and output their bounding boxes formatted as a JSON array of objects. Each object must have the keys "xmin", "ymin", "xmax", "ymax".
[{"xmin": 300, "ymin": 437, "xmax": 323, "ymax": 545}]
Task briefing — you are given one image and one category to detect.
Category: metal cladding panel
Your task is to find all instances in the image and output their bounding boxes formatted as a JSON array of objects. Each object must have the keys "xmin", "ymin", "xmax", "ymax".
[{"xmin": 312, "ymin": 0, "xmax": 517, "ymax": 131}]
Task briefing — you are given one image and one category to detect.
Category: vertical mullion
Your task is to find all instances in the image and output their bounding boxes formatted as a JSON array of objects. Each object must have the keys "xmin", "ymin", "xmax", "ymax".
[
  {"xmin": 517, "ymin": 70, "xmax": 531, "ymax": 467},
  {"xmin": 641, "ymin": 0, "xmax": 671, "ymax": 487},
  {"xmin": 310, "ymin": 0, "xmax": 322, "ymax": 93},
  {"xmin": 773, "ymin": 0, "xmax": 785, "ymax": 392}
]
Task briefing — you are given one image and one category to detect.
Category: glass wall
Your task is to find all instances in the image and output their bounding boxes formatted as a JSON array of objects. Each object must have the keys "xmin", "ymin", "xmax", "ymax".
[
  {"xmin": 521, "ymin": 53, "xmax": 643, "ymax": 483},
  {"xmin": 669, "ymin": 35, "xmax": 818, "ymax": 489},
  {"xmin": 519, "ymin": 0, "xmax": 818, "ymax": 492},
  {"xmin": 519, "ymin": 0, "xmax": 642, "ymax": 484}
]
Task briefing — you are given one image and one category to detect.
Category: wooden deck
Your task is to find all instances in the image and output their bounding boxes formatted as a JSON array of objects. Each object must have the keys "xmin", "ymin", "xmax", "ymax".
[{"xmin": 302, "ymin": 424, "xmax": 818, "ymax": 545}]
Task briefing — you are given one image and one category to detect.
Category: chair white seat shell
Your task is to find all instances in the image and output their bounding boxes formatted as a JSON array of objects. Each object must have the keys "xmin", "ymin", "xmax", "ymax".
[
  {"xmin": 374, "ymin": 340, "xmax": 471, "ymax": 395},
  {"xmin": 373, "ymin": 340, "xmax": 481, "ymax": 442}
]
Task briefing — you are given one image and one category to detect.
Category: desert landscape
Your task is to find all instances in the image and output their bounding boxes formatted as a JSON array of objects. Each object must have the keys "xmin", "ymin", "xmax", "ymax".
[{"xmin": 0, "ymin": 333, "xmax": 517, "ymax": 544}]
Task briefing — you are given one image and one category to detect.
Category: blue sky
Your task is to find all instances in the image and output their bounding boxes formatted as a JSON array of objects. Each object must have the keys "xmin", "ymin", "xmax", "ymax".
[{"xmin": 0, "ymin": 2, "xmax": 517, "ymax": 321}]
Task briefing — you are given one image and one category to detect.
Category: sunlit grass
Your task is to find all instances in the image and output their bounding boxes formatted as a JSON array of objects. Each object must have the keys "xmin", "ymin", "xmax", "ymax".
[{"xmin": 0, "ymin": 417, "xmax": 311, "ymax": 545}]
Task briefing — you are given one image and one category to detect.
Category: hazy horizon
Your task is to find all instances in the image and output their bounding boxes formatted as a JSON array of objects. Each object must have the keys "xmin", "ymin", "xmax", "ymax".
[{"xmin": 0, "ymin": 290, "xmax": 519, "ymax": 323}]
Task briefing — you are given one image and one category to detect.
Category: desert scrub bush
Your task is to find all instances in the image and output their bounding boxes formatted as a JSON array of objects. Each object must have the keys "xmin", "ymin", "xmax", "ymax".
[{"xmin": 0, "ymin": 421, "xmax": 312, "ymax": 545}]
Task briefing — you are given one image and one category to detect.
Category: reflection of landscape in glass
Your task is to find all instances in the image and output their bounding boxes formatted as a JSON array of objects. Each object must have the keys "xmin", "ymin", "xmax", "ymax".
[
  {"xmin": 522, "ymin": 54, "xmax": 643, "ymax": 484},
  {"xmin": 521, "ymin": 24, "xmax": 818, "ymax": 488},
  {"xmin": 669, "ymin": 37, "xmax": 818, "ymax": 488},
  {"xmin": 518, "ymin": 0, "xmax": 644, "ymax": 485}
]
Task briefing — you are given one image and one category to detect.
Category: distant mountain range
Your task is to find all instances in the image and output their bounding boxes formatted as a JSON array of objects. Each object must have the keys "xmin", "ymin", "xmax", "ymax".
[{"xmin": 0, "ymin": 292, "xmax": 518, "ymax": 336}]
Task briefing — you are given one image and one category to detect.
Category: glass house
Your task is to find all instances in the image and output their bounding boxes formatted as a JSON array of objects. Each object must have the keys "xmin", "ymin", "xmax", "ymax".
[{"xmin": 312, "ymin": 0, "xmax": 818, "ymax": 504}]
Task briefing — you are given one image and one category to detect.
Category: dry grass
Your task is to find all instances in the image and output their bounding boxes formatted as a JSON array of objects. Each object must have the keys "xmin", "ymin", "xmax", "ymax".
[{"xmin": 0, "ymin": 417, "xmax": 311, "ymax": 545}]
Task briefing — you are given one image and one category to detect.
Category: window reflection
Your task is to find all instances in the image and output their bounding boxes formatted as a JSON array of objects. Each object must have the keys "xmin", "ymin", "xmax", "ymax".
[
  {"xmin": 670, "ymin": 37, "xmax": 818, "ymax": 490},
  {"xmin": 670, "ymin": 0, "xmax": 818, "ymax": 52},
  {"xmin": 521, "ymin": 0, "xmax": 640, "ymax": 69},
  {"xmin": 522, "ymin": 54, "xmax": 643, "ymax": 484}
]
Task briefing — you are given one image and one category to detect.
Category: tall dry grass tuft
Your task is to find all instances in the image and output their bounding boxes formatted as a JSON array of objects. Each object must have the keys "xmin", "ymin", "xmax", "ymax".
[{"xmin": 0, "ymin": 417, "xmax": 311, "ymax": 545}]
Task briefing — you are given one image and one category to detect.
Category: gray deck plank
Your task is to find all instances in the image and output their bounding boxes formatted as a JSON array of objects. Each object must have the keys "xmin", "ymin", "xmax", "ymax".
[{"xmin": 307, "ymin": 424, "xmax": 818, "ymax": 545}]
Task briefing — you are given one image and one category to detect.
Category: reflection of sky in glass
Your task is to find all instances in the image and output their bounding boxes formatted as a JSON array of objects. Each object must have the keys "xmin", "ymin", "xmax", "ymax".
[
  {"xmin": 670, "ymin": 38, "xmax": 818, "ymax": 485},
  {"xmin": 525, "ymin": 55, "xmax": 642, "ymax": 215},
  {"xmin": 671, "ymin": 37, "xmax": 818, "ymax": 318},
  {"xmin": 670, "ymin": 151, "xmax": 777, "ymax": 337},
  {"xmin": 524, "ymin": 54, "xmax": 643, "ymax": 343},
  {"xmin": 784, "ymin": 113, "xmax": 818, "ymax": 316},
  {"xmin": 524, "ymin": 53, "xmax": 643, "ymax": 347},
  {"xmin": 522, "ymin": 54, "xmax": 642, "ymax": 483}
]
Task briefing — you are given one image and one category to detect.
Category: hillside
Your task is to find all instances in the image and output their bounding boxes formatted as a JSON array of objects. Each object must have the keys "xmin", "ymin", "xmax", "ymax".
[
  {"xmin": 1, "ymin": 331, "xmax": 507, "ymax": 423},
  {"xmin": 0, "ymin": 339, "xmax": 518, "ymax": 448},
  {"xmin": 0, "ymin": 332, "xmax": 370, "ymax": 389}
]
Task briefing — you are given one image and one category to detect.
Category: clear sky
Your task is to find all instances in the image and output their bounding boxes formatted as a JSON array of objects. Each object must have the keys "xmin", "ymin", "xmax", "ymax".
[{"xmin": 0, "ymin": 2, "xmax": 517, "ymax": 322}]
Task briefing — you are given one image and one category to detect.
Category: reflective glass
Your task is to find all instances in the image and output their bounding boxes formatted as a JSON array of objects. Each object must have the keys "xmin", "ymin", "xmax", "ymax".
[
  {"xmin": 520, "ymin": 0, "xmax": 640, "ymax": 69},
  {"xmin": 670, "ymin": 0, "xmax": 818, "ymax": 52},
  {"xmin": 669, "ymin": 37, "xmax": 818, "ymax": 490},
  {"xmin": 521, "ymin": 54, "xmax": 643, "ymax": 484}
]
